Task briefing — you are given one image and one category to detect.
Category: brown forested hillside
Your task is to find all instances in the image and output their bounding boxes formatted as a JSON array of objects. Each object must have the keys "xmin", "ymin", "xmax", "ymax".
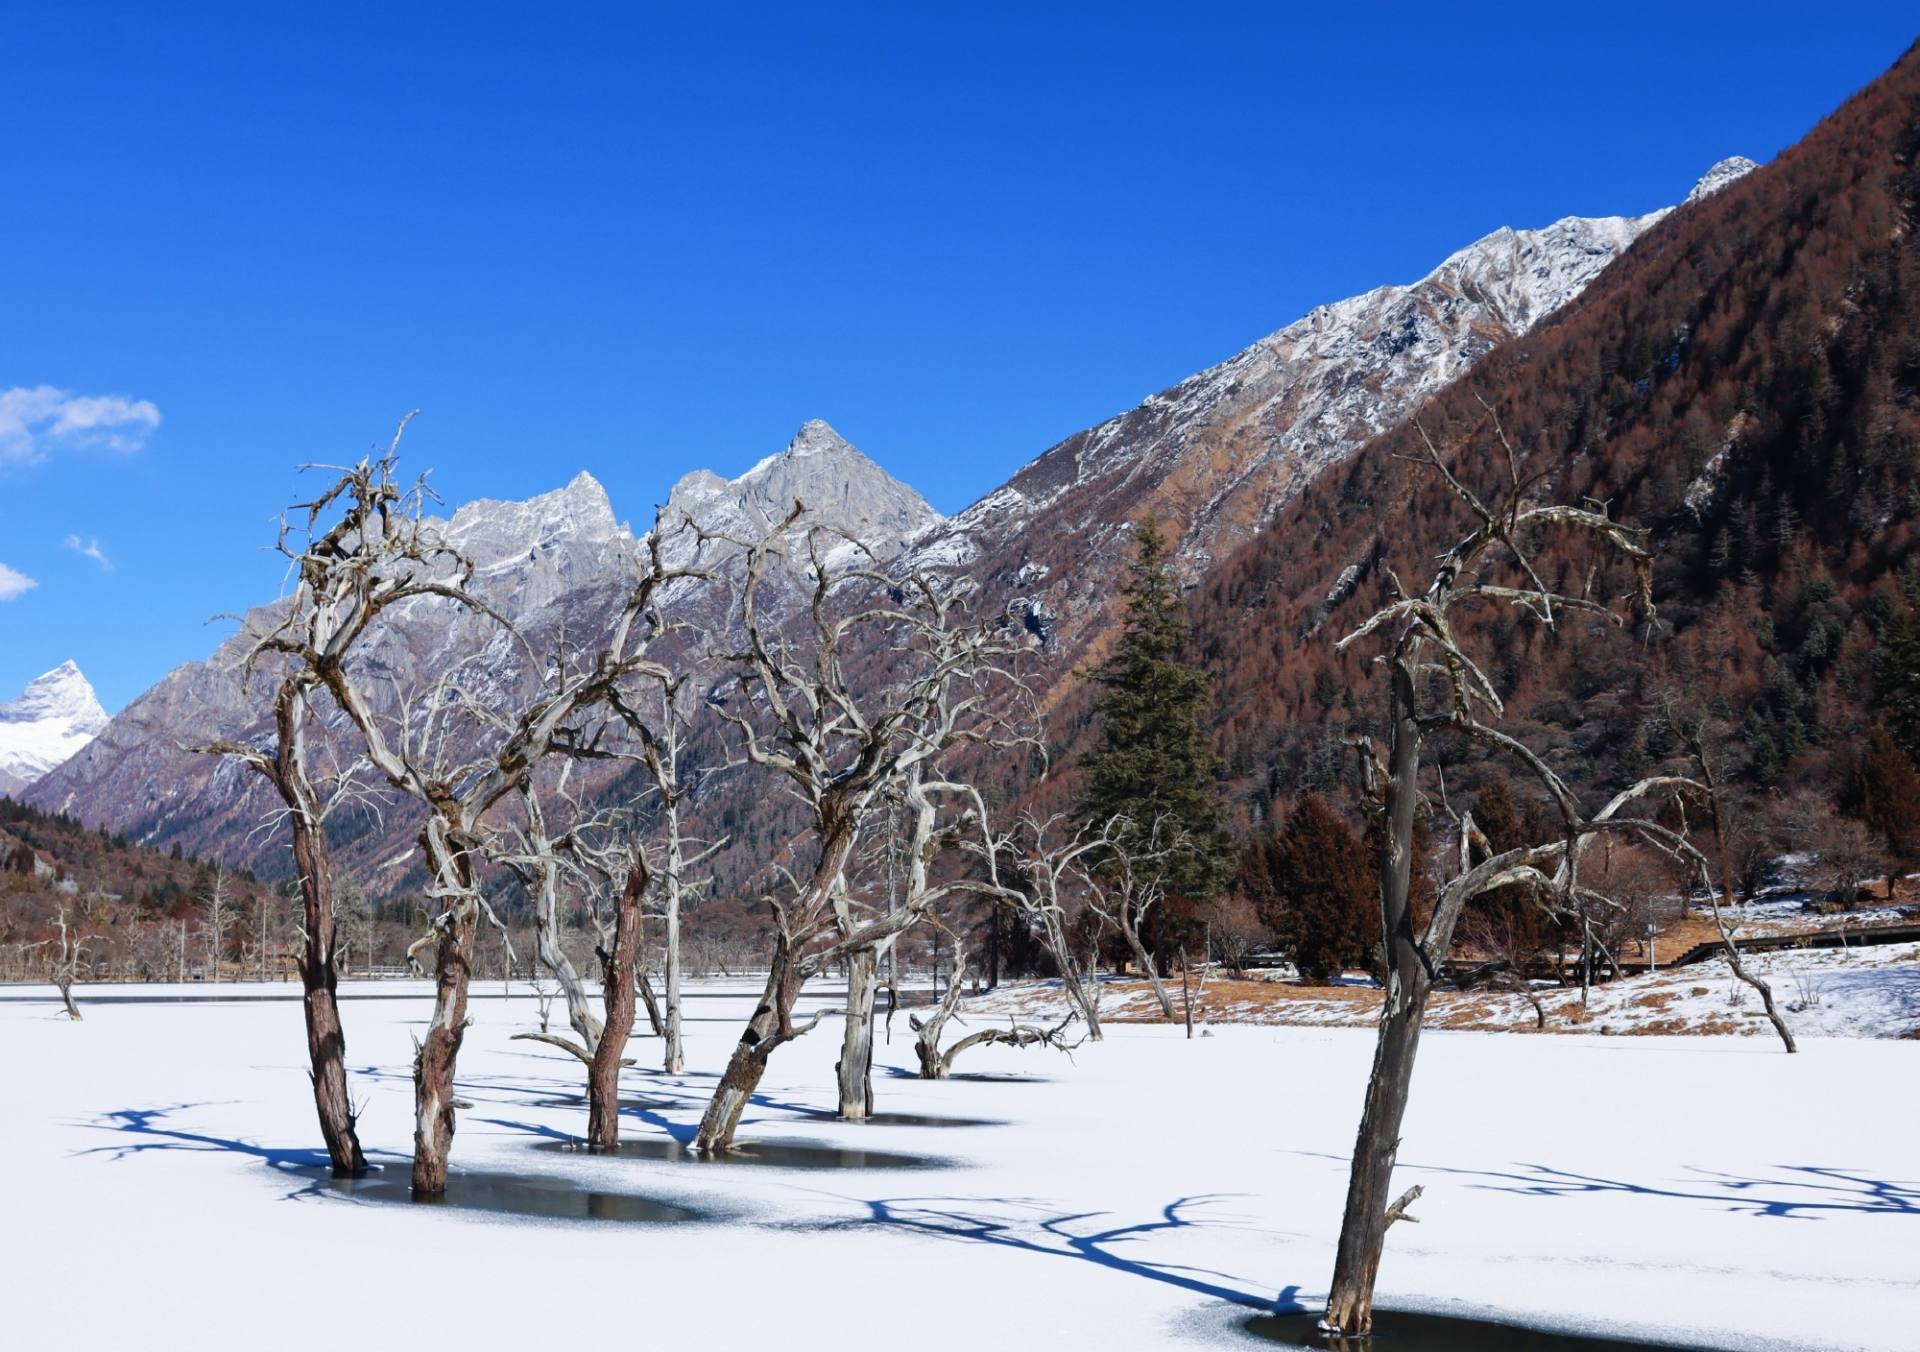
[
  {"xmin": 1193, "ymin": 39, "xmax": 1920, "ymax": 841},
  {"xmin": 0, "ymin": 794, "xmax": 285, "ymax": 980}
]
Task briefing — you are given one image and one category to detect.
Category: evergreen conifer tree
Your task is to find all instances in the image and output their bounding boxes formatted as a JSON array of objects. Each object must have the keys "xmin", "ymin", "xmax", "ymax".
[
  {"xmin": 1080, "ymin": 518, "xmax": 1225, "ymax": 909},
  {"xmin": 1249, "ymin": 794, "xmax": 1377, "ymax": 984}
]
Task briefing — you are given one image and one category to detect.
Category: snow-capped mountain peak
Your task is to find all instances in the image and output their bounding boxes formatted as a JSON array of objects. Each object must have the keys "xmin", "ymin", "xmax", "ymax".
[
  {"xmin": 666, "ymin": 420, "xmax": 941, "ymax": 549},
  {"xmin": 0, "ymin": 661, "xmax": 111, "ymax": 793},
  {"xmin": 1686, "ymin": 156, "xmax": 1760, "ymax": 204}
]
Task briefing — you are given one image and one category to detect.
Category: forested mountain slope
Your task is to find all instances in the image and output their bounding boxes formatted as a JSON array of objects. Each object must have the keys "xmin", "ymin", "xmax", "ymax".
[{"xmin": 1194, "ymin": 40, "xmax": 1920, "ymax": 831}]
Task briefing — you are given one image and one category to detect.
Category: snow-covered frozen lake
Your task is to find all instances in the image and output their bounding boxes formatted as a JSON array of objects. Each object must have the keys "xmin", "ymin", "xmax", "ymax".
[{"xmin": 5, "ymin": 979, "xmax": 1914, "ymax": 1350}]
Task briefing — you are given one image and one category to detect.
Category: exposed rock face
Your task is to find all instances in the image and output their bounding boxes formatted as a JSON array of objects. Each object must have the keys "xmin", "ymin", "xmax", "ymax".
[
  {"xmin": 668, "ymin": 420, "xmax": 939, "ymax": 547},
  {"xmin": 25, "ymin": 423, "xmax": 935, "ymax": 868},
  {"xmin": 0, "ymin": 661, "xmax": 110, "ymax": 795},
  {"xmin": 902, "ymin": 160, "xmax": 1755, "ymax": 673}
]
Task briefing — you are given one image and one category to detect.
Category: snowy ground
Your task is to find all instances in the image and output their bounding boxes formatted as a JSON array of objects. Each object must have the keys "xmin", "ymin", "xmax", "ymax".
[
  {"xmin": 970, "ymin": 941, "xmax": 1920, "ymax": 1040},
  {"xmin": 4, "ymin": 979, "xmax": 1915, "ymax": 1351}
]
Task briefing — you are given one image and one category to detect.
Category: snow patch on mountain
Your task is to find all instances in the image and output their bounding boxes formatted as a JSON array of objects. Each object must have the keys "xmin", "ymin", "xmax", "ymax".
[
  {"xmin": 1685, "ymin": 156, "xmax": 1760, "ymax": 204},
  {"xmin": 0, "ymin": 661, "xmax": 111, "ymax": 792},
  {"xmin": 903, "ymin": 158, "xmax": 1760, "ymax": 667}
]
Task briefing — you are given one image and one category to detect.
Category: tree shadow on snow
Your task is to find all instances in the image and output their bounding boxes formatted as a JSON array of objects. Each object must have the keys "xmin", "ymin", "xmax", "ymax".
[
  {"xmin": 72, "ymin": 1103, "xmax": 406, "ymax": 1197},
  {"xmin": 1291, "ymin": 1151, "xmax": 1919, "ymax": 1220},
  {"xmin": 805, "ymin": 1191, "xmax": 1295, "ymax": 1310}
]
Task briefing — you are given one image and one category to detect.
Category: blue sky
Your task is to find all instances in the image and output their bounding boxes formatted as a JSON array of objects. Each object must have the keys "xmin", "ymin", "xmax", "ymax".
[{"xmin": 2, "ymin": 3, "xmax": 1915, "ymax": 711}]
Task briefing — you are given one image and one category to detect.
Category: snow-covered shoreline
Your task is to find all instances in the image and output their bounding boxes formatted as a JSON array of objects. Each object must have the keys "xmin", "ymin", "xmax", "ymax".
[{"xmin": 965, "ymin": 940, "xmax": 1920, "ymax": 1041}]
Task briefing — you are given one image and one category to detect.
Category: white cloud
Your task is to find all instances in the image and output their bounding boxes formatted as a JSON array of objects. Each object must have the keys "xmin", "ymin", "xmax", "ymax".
[
  {"xmin": 63, "ymin": 534, "xmax": 112, "ymax": 569},
  {"xmin": 0, "ymin": 385, "xmax": 161, "ymax": 464},
  {"xmin": 0, "ymin": 562, "xmax": 38, "ymax": 601}
]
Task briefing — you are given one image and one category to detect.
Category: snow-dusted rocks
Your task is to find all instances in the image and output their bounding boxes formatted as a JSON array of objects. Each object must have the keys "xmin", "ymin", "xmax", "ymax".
[
  {"xmin": 902, "ymin": 158, "xmax": 1759, "ymax": 673},
  {"xmin": 1685, "ymin": 155, "xmax": 1761, "ymax": 204},
  {"xmin": 24, "ymin": 421, "xmax": 937, "ymax": 864},
  {"xmin": 0, "ymin": 661, "xmax": 110, "ymax": 794},
  {"xmin": 666, "ymin": 419, "xmax": 939, "ymax": 557}
]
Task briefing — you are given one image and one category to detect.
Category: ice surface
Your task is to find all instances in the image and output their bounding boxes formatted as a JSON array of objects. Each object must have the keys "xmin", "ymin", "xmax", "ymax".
[{"xmin": 4, "ymin": 975, "xmax": 1911, "ymax": 1350}]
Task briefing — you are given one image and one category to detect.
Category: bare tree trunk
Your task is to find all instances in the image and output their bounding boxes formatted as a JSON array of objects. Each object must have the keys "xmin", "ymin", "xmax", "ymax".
[
  {"xmin": 662, "ymin": 887, "xmax": 685, "ymax": 1073},
  {"xmin": 913, "ymin": 941, "xmax": 969, "ymax": 1078},
  {"xmin": 587, "ymin": 857, "xmax": 647, "ymax": 1149},
  {"xmin": 532, "ymin": 869, "xmax": 601, "ymax": 1054},
  {"xmin": 1325, "ymin": 664, "xmax": 1423, "ymax": 1336},
  {"xmin": 208, "ymin": 683, "xmax": 370, "ymax": 1177},
  {"xmin": 654, "ymin": 704, "xmax": 701, "ymax": 1074},
  {"xmin": 836, "ymin": 947, "xmax": 879, "ymax": 1119},
  {"xmin": 412, "ymin": 841, "xmax": 479, "ymax": 1196},
  {"xmin": 1042, "ymin": 915, "xmax": 1104, "ymax": 1041},
  {"xmin": 691, "ymin": 952, "xmax": 798, "ymax": 1152},
  {"xmin": 914, "ymin": 941, "xmax": 1076, "ymax": 1077},
  {"xmin": 1119, "ymin": 915, "xmax": 1176, "ymax": 1019},
  {"xmin": 1181, "ymin": 951, "xmax": 1194, "ymax": 1039},
  {"xmin": 290, "ymin": 803, "xmax": 368, "ymax": 1177},
  {"xmin": 1688, "ymin": 730, "xmax": 1797, "ymax": 1054},
  {"xmin": 636, "ymin": 966, "xmax": 666, "ymax": 1039}
]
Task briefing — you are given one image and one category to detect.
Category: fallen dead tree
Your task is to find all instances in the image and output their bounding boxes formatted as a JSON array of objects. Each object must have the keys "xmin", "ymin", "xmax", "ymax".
[{"xmin": 909, "ymin": 932, "xmax": 1079, "ymax": 1078}]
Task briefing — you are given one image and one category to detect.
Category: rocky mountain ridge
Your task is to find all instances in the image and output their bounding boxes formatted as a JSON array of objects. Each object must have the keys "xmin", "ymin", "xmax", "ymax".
[
  {"xmin": 23, "ymin": 422, "xmax": 933, "ymax": 869},
  {"xmin": 900, "ymin": 158, "xmax": 1757, "ymax": 675}
]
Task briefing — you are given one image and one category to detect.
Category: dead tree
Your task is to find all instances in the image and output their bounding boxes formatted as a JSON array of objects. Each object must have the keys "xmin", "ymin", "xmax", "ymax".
[
  {"xmin": 690, "ymin": 514, "xmax": 1026, "ymax": 1149},
  {"xmin": 46, "ymin": 903, "xmax": 98, "ymax": 1020},
  {"xmin": 569, "ymin": 662, "xmax": 728, "ymax": 1148},
  {"xmin": 500, "ymin": 775, "xmax": 606, "ymax": 1058},
  {"xmin": 1085, "ymin": 817, "xmax": 1185, "ymax": 1019},
  {"xmin": 614, "ymin": 676, "xmax": 724, "ymax": 1077},
  {"xmin": 200, "ymin": 866, "xmax": 232, "ymax": 984},
  {"xmin": 1663, "ymin": 700, "xmax": 1796, "ymax": 1052},
  {"xmin": 909, "ymin": 929, "xmax": 1078, "ymax": 1077},
  {"xmin": 1320, "ymin": 413, "xmax": 1714, "ymax": 1335},
  {"xmin": 200, "ymin": 680, "xmax": 387, "ymax": 1176},
  {"xmin": 247, "ymin": 432, "xmax": 704, "ymax": 1193},
  {"xmin": 832, "ymin": 755, "xmax": 1009, "ymax": 1119},
  {"xmin": 990, "ymin": 813, "xmax": 1130, "ymax": 1041},
  {"xmin": 505, "ymin": 673, "xmax": 726, "ymax": 1145}
]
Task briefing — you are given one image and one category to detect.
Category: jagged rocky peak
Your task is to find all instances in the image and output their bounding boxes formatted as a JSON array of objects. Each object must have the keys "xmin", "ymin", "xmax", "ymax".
[
  {"xmin": 1686, "ymin": 156, "xmax": 1760, "ymax": 204},
  {"xmin": 785, "ymin": 417, "xmax": 853, "ymax": 459},
  {"xmin": 445, "ymin": 468, "xmax": 625, "ymax": 565},
  {"xmin": 0, "ymin": 660, "xmax": 111, "ymax": 791},
  {"xmin": 667, "ymin": 419, "xmax": 940, "ymax": 555}
]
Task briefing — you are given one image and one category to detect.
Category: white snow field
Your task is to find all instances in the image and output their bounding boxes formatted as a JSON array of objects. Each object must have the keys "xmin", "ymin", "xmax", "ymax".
[{"xmin": 4, "ymin": 980, "xmax": 1914, "ymax": 1351}]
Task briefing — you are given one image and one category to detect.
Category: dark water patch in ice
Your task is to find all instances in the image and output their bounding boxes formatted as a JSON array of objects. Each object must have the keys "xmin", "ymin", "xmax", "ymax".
[
  {"xmin": 533, "ymin": 1136, "xmax": 942, "ymax": 1170},
  {"xmin": 796, "ymin": 1110, "xmax": 1004, "ymax": 1128},
  {"xmin": 881, "ymin": 1064, "xmax": 1051, "ymax": 1083},
  {"xmin": 1243, "ymin": 1312, "xmax": 1714, "ymax": 1351},
  {"xmin": 307, "ymin": 1164, "xmax": 703, "ymax": 1223}
]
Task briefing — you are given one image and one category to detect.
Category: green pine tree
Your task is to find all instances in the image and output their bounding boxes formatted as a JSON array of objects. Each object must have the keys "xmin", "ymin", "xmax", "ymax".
[{"xmin": 1080, "ymin": 518, "xmax": 1225, "ymax": 904}]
